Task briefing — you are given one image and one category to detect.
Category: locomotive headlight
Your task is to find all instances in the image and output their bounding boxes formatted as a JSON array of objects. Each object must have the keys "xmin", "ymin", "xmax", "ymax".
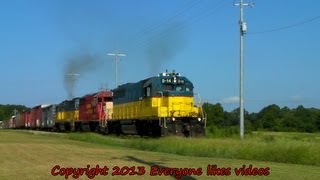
[
  {"xmin": 198, "ymin": 118, "xmax": 201, "ymax": 121},
  {"xmin": 172, "ymin": 117, "xmax": 175, "ymax": 121}
]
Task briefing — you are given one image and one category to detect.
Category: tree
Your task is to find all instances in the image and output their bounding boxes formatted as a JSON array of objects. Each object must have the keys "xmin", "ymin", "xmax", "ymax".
[
  {"xmin": 223, "ymin": 107, "xmax": 250, "ymax": 127},
  {"xmin": 203, "ymin": 103, "xmax": 224, "ymax": 127},
  {"xmin": 257, "ymin": 104, "xmax": 281, "ymax": 130},
  {"xmin": 294, "ymin": 106, "xmax": 317, "ymax": 132}
]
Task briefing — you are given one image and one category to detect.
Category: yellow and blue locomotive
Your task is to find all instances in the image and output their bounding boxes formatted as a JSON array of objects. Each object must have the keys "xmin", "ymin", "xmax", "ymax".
[{"xmin": 110, "ymin": 70, "xmax": 205, "ymax": 137}]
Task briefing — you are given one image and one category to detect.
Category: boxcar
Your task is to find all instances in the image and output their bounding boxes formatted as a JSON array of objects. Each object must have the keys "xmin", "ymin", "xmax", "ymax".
[
  {"xmin": 24, "ymin": 111, "xmax": 31, "ymax": 128},
  {"xmin": 29, "ymin": 105, "xmax": 43, "ymax": 129},
  {"xmin": 41, "ymin": 104, "xmax": 56, "ymax": 130},
  {"xmin": 9, "ymin": 116, "xmax": 16, "ymax": 128},
  {"xmin": 15, "ymin": 113, "xmax": 23, "ymax": 129}
]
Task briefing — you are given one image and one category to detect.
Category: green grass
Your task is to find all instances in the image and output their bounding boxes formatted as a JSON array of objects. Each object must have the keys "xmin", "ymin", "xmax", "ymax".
[
  {"xmin": 22, "ymin": 130, "xmax": 320, "ymax": 166},
  {"xmin": 205, "ymin": 125, "xmax": 242, "ymax": 138},
  {"xmin": 124, "ymin": 133, "xmax": 320, "ymax": 166},
  {"xmin": 1, "ymin": 130, "xmax": 320, "ymax": 179}
]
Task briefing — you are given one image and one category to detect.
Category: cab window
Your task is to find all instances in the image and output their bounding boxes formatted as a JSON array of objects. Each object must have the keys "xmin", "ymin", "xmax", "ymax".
[
  {"xmin": 186, "ymin": 85, "xmax": 193, "ymax": 92},
  {"xmin": 146, "ymin": 86, "xmax": 151, "ymax": 97},
  {"xmin": 175, "ymin": 86, "xmax": 183, "ymax": 91},
  {"xmin": 104, "ymin": 97, "xmax": 112, "ymax": 102},
  {"xmin": 144, "ymin": 86, "xmax": 152, "ymax": 97},
  {"xmin": 163, "ymin": 85, "xmax": 173, "ymax": 91}
]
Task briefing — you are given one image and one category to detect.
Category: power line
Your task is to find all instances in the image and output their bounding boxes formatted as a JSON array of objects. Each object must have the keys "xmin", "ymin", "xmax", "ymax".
[
  {"xmin": 136, "ymin": 0, "xmax": 228, "ymax": 49},
  {"xmin": 249, "ymin": 15, "xmax": 320, "ymax": 35},
  {"xmin": 124, "ymin": 0, "xmax": 205, "ymax": 54},
  {"xmin": 136, "ymin": 0, "xmax": 203, "ymax": 37},
  {"xmin": 130, "ymin": 0, "xmax": 205, "ymax": 49}
]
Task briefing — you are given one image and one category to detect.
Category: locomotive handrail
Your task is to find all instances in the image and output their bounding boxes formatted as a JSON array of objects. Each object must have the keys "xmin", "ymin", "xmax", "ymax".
[
  {"xmin": 157, "ymin": 91, "xmax": 167, "ymax": 128},
  {"xmin": 194, "ymin": 92, "xmax": 206, "ymax": 127}
]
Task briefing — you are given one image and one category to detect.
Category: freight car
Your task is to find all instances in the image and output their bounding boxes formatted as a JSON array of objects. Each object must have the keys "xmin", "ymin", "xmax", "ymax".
[
  {"xmin": 29, "ymin": 105, "xmax": 43, "ymax": 129},
  {"xmin": 8, "ymin": 116, "xmax": 16, "ymax": 128},
  {"xmin": 41, "ymin": 104, "xmax": 56, "ymax": 130},
  {"xmin": 14, "ymin": 113, "xmax": 23, "ymax": 128},
  {"xmin": 109, "ymin": 70, "xmax": 205, "ymax": 137},
  {"xmin": 24, "ymin": 111, "xmax": 31, "ymax": 128}
]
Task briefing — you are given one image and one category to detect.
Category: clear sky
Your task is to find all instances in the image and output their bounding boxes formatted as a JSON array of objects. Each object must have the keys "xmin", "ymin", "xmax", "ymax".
[{"xmin": 1, "ymin": 0, "xmax": 319, "ymax": 112}]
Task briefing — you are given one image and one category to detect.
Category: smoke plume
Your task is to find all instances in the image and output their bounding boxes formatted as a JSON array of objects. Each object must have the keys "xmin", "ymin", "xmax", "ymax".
[
  {"xmin": 145, "ymin": 23, "xmax": 187, "ymax": 75},
  {"xmin": 63, "ymin": 53, "xmax": 102, "ymax": 99}
]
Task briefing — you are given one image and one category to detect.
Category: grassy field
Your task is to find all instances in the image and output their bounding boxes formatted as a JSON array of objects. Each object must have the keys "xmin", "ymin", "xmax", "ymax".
[
  {"xmin": 0, "ymin": 130, "xmax": 319, "ymax": 179},
  {"xmin": 65, "ymin": 130, "xmax": 320, "ymax": 166}
]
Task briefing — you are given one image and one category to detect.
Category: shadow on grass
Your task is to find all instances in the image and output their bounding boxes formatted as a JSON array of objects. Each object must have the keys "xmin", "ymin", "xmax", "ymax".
[{"xmin": 124, "ymin": 156, "xmax": 197, "ymax": 180}]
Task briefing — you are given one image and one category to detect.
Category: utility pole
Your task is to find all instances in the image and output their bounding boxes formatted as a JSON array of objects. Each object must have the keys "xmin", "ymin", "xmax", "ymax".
[
  {"xmin": 13, "ymin": 109, "xmax": 18, "ymax": 116},
  {"xmin": 234, "ymin": 0, "xmax": 253, "ymax": 139},
  {"xmin": 107, "ymin": 49, "xmax": 126, "ymax": 88},
  {"xmin": 67, "ymin": 73, "xmax": 80, "ymax": 99}
]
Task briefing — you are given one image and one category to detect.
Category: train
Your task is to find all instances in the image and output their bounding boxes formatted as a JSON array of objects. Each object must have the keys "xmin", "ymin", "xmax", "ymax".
[{"xmin": 2, "ymin": 71, "xmax": 206, "ymax": 137}]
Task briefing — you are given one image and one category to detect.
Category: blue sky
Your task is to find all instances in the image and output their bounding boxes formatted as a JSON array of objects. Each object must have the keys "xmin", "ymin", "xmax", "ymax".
[{"xmin": 0, "ymin": 0, "xmax": 319, "ymax": 112}]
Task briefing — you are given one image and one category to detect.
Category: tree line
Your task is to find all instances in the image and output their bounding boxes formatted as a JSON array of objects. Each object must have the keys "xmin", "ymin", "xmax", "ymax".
[{"xmin": 203, "ymin": 103, "xmax": 320, "ymax": 133}]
